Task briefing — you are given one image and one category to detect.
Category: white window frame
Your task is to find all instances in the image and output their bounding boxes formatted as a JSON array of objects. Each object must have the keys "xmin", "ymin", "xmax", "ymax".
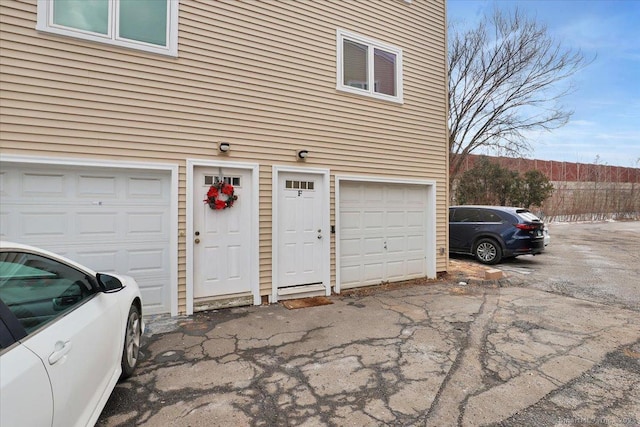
[
  {"xmin": 36, "ymin": 0, "xmax": 179, "ymax": 57},
  {"xmin": 336, "ymin": 29, "xmax": 403, "ymax": 104}
]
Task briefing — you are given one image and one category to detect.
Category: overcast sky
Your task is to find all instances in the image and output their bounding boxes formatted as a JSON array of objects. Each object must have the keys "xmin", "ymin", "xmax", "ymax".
[{"xmin": 447, "ymin": 0, "xmax": 640, "ymax": 168}]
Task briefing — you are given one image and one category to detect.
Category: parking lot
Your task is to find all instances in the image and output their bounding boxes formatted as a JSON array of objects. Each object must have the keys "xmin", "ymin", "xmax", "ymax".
[
  {"xmin": 98, "ymin": 221, "xmax": 640, "ymax": 426},
  {"xmin": 500, "ymin": 221, "xmax": 640, "ymax": 312}
]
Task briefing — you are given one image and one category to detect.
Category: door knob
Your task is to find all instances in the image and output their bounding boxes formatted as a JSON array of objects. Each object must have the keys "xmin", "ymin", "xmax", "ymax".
[
  {"xmin": 317, "ymin": 234, "xmax": 322, "ymax": 239},
  {"xmin": 195, "ymin": 238, "xmax": 200, "ymax": 244}
]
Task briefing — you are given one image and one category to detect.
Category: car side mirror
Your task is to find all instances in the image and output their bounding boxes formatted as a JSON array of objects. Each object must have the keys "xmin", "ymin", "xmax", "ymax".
[{"xmin": 97, "ymin": 274, "xmax": 125, "ymax": 293}]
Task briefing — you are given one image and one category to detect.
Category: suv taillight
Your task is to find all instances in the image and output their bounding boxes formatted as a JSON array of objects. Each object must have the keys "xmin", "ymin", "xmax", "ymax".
[{"xmin": 515, "ymin": 223, "xmax": 537, "ymax": 231}]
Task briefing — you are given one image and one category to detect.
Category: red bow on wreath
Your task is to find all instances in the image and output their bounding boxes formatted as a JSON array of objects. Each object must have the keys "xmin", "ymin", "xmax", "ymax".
[{"xmin": 204, "ymin": 181, "xmax": 237, "ymax": 210}]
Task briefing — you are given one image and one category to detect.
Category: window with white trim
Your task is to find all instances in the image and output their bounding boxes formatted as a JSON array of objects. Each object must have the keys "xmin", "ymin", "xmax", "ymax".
[
  {"xmin": 336, "ymin": 29, "xmax": 403, "ymax": 103},
  {"xmin": 36, "ymin": 0, "xmax": 179, "ymax": 57}
]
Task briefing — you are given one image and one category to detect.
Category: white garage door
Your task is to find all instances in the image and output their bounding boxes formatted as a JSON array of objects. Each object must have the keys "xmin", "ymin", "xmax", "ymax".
[
  {"xmin": 0, "ymin": 163, "xmax": 172, "ymax": 314},
  {"xmin": 339, "ymin": 181, "xmax": 428, "ymax": 289}
]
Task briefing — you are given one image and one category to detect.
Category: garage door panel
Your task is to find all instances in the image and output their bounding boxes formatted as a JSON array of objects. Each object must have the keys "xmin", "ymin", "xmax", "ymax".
[
  {"xmin": 363, "ymin": 211, "xmax": 384, "ymax": 229},
  {"xmin": 386, "ymin": 211, "xmax": 406, "ymax": 227},
  {"xmin": 77, "ymin": 213, "xmax": 118, "ymax": 235},
  {"xmin": 136, "ymin": 281, "xmax": 166, "ymax": 312},
  {"xmin": 386, "ymin": 260, "xmax": 406, "ymax": 279},
  {"xmin": 407, "ymin": 235, "xmax": 425, "ymax": 251},
  {"xmin": 340, "ymin": 185, "xmax": 361, "ymax": 203},
  {"xmin": 386, "ymin": 236, "xmax": 406, "ymax": 253},
  {"xmin": 340, "ymin": 238, "xmax": 362, "ymax": 257},
  {"xmin": 363, "ymin": 263, "xmax": 384, "ymax": 281},
  {"xmin": 23, "ymin": 173, "xmax": 66, "ymax": 194},
  {"xmin": 340, "ymin": 211, "xmax": 361, "ymax": 230},
  {"xmin": 406, "ymin": 186, "xmax": 425, "ymax": 200},
  {"xmin": 406, "ymin": 259, "xmax": 425, "ymax": 275},
  {"xmin": 0, "ymin": 164, "xmax": 172, "ymax": 314},
  {"xmin": 78, "ymin": 175, "xmax": 117, "ymax": 196},
  {"xmin": 363, "ymin": 186, "xmax": 384, "ymax": 202},
  {"xmin": 0, "ymin": 213, "xmax": 9, "ymax": 239},
  {"xmin": 127, "ymin": 177, "xmax": 165, "ymax": 198},
  {"xmin": 127, "ymin": 212, "xmax": 166, "ymax": 235},
  {"xmin": 364, "ymin": 237, "xmax": 384, "ymax": 255},
  {"xmin": 22, "ymin": 212, "xmax": 68, "ymax": 236},
  {"xmin": 0, "ymin": 171, "xmax": 6, "ymax": 195},
  {"xmin": 73, "ymin": 249, "xmax": 119, "ymax": 272},
  {"xmin": 407, "ymin": 211, "xmax": 425, "ymax": 226},
  {"xmin": 385, "ymin": 189, "xmax": 405, "ymax": 204},
  {"xmin": 128, "ymin": 249, "xmax": 166, "ymax": 274},
  {"xmin": 341, "ymin": 265, "xmax": 362, "ymax": 285},
  {"xmin": 76, "ymin": 245, "xmax": 167, "ymax": 272}
]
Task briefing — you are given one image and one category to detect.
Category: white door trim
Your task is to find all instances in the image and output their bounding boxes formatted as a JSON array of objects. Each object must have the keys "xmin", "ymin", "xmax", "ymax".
[
  {"xmin": 186, "ymin": 159, "xmax": 260, "ymax": 315},
  {"xmin": 335, "ymin": 175, "xmax": 437, "ymax": 293},
  {"xmin": 271, "ymin": 165, "xmax": 331, "ymax": 302},
  {"xmin": 0, "ymin": 154, "xmax": 180, "ymax": 316}
]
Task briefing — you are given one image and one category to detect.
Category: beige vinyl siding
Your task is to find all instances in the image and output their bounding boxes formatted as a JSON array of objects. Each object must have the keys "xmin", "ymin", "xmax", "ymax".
[{"xmin": 1, "ymin": 0, "xmax": 447, "ymax": 314}]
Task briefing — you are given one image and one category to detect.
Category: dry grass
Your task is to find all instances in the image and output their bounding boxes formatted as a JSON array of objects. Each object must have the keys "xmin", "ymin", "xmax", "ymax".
[
  {"xmin": 282, "ymin": 296, "xmax": 334, "ymax": 309},
  {"xmin": 339, "ymin": 259, "xmax": 494, "ymax": 298}
]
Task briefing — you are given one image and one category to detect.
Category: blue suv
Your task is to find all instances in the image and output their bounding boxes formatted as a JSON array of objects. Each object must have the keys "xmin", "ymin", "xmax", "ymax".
[{"xmin": 449, "ymin": 206, "xmax": 546, "ymax": 264}]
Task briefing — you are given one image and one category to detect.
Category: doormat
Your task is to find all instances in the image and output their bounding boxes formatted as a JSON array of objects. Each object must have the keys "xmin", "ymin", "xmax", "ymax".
[{"xmin": 282, "ymin": 296, "xmax": 334, "ymax": 310}]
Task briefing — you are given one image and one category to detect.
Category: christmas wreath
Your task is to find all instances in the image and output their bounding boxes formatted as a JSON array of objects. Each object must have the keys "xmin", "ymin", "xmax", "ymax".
[{"xmin": 204, "ymin": 181, "xmax": 237, "ymax": 210}]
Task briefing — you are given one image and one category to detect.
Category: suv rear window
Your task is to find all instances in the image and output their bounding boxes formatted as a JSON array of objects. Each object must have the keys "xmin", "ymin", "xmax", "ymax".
[{"xmin": 516, "ymin": 210, "xmax": 542, "ymax": 222}]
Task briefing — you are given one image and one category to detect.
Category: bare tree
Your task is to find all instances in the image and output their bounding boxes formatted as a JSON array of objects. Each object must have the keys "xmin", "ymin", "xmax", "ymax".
[{"xmin": 448, "ymin": 8, "xmax": 590, "ymax": 187}]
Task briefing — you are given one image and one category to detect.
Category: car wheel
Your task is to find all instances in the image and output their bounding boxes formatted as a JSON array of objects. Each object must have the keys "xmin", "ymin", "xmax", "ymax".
[
  {"xmin": 121, "ymin": 304, "xmax": 141, "ymax": 379},
  {"xmin": 474, "ymin": 238, "xmax": 502, "ymax": 265}
]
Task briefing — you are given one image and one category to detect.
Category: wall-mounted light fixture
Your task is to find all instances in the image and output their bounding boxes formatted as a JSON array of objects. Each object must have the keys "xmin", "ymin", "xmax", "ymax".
[
  {"xmin": 297, "ymin": 150, "xmax": 309, "ymax": 160},
  {"xmin": 219, "ymin": 142, "xmax": 230, "ymax": 153}
]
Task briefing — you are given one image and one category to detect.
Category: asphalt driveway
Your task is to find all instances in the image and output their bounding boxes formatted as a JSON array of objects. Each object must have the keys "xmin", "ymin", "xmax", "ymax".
[
  {"xmin": 500, "ymin": 221, "xmax": 640, "ymax": 312},
  {"xmin": 98, "ymin": 222, "xmax": 640, "ymax": 427}
]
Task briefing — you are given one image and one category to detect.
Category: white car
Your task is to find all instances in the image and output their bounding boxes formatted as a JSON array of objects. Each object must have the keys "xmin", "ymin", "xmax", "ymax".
[{"xmin": 0, "ymin": 242, "xmax": 143, "ymax": 427}]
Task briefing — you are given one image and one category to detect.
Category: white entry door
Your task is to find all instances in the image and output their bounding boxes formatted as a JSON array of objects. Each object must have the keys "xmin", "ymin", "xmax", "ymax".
[
  {"xmin": 277, "ymin": 172, "xmax": 324, "ymax": 288},
  {"xmin": 193, "ymin": 167, "xmax": 252, "ymax": 298}
]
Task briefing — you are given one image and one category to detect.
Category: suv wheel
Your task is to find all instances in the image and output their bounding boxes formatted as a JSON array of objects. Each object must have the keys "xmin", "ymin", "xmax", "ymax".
[{"xmin": 474, "ymin": 238, "xmax": 502, "ymax": 265}]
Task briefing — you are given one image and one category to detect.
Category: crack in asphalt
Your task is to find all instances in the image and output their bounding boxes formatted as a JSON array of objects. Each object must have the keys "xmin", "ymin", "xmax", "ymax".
[
  {"xmin": 491, "ymin": 339, "xmax": 640, "ymax": 427},
  {"xmin": 422, "ymin": 290, "xmax": 501, "ymax": 426}
]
